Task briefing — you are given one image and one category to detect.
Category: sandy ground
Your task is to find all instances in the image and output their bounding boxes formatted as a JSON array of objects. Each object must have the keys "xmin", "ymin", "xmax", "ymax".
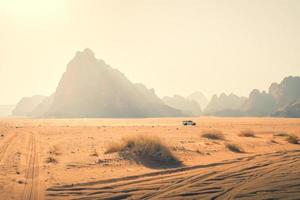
[{"xmin": 0, "ymin": 117, "xmax": 299, "ymax": 200}]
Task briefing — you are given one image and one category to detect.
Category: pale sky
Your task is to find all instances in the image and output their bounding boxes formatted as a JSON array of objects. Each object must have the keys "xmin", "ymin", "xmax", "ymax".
[{"xmin": 0, "ymin": 0, "xmax": 300, "ymax": 104}]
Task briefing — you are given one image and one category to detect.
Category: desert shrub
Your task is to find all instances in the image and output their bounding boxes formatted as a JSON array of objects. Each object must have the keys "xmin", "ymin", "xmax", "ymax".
[
  {"xmin": 274, "ymin": 132, "xmax": 289, "ymax": 137},
  {"xmin": 105, "ymin": 135, "xmax": 180, "ymax": 165},
  {"xmin": 202, "ymin": 130, "xmax": 225, "ymax": 140},
  {"xmin": 286, "ymin": 134, "xmax": 299, "ymax": 144},
  {"xmin": 45, "ymin": 156, "xmax": 58, "ymax": 164},
  {"xmin": 90, "ymin": 149, "xmax": 99, "ymax": 157},
  {"xmin": 226, "ymin": 143, "xmax": 244, "ymax": 153},
  {"xmin": 105, "ymin": 141, "xmax": 127, "ymax": 154},
  {"xmin": 239, "ymin": 129, "xmax": 256, "ymax": 137},
  {"xmin": 273, "ymin": 132, "xmax": 299, "ymax": 144}
]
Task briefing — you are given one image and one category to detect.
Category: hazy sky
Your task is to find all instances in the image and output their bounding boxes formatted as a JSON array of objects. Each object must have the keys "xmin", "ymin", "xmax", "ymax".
[{"xmin": 1, "ymin": 0, "xmax": 300, "ymax": 104}]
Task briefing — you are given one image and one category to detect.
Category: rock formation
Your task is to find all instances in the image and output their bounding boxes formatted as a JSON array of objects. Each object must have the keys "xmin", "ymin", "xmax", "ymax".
[
  {"xmin": 188, "ymin": 91, "xmax": 208, "ymax": 110},
  {"xmin": 12, "ymin": 95, "xmax": 47, "ymax": 116},
  {"xmin": 204, "ymin": 93, "xmax": 247, "ymax": 115},
  {"xmin": 163, "ymin": 95, "xmax": 202, "ymax": 116}
]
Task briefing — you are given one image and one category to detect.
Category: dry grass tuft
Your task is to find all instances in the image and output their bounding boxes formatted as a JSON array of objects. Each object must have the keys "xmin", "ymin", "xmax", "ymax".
[
  {"xmin": 202, "ymin": 130, "xmax": 225, "ymax": 140},
  {"xmin": 273, "ymin": 132, "xmax": 299, "ymax": 144},
  {"xmin": 226, "ymin": 143, "xmax": 244, "ymax": 153},
  {"xmin": 239, "ymin": 129, "xmax": 256, "ymax": 137},
  {"xmin": 90, "ymin": 149, "xmax": 99, "ymax": 157},
  {"xmin": 105, "ymin": 135, "xmax": 180, "ymax": 165},
  {"xmin": 274, "ymin": 132, "xmax": 289, "ymax": 137},
  {"xmin": 286, "ymin": 134, "xmax": 299, "ymax": 144},
  {"xmin": 45, "ymin": 156, "xmax": 58, "ymax": 164}
]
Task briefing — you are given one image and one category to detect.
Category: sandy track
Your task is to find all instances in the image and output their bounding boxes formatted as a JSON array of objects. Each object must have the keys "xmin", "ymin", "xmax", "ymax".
[
  {"xmin": 0, "ymin": 133, "xmax": 18, "ymax": 163},
  {"xmin": 21, "ymin": 133, "xmax": 41, "ymax": 200},
  {"xmin": 47, "ymin": 149, "xmax": 300, "ymax": 200}
]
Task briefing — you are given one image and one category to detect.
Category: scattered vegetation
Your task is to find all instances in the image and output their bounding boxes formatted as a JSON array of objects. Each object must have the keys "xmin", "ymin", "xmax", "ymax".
[
  {"xmin": 105, "ymin": 135, "xmax": 180, "ymax": 166},
  {"xmin": 239, "ymin": 129, "xmax": 256, "ymax": 137},
  {"xmin": 202, "ymin": 130, "xmax": 225, "ymax": 140},
  {"xmin": 46, "ymin": 145, "xmax": 61, "ymax": 164},
  {"xmin": 273, "ymin": 132, "xmax": 299, "ymax": 144},
  {"xmin": 45, "ymin": 156, "xmax": 58, "ymax": 164},
  {"xmin": 286, "ymin": 134, "xmax": 299, "ymax": 144},
  {"xmin": 225, "ymin": 143, "xmax": 244, "ymax": 153},
  {"xmin": 90, "ymin": 149, "xmax": 99, "ymax": 157},
  {"xmin": 274, "ymin": 132, "xmax": 289, "ymax": 137}
]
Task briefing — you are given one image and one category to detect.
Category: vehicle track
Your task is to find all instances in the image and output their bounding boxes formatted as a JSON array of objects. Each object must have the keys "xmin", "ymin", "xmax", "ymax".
[
  {"xmin": 21, "ymin": 133, "xmax": 40, "ymax": 200},
  {"xmin": 47, "ymin": 150, "xmax": 300, "ymax": 200},
  {"xmin": 0, "ymin": 133, "xmax": 18, "ymax": 163}
]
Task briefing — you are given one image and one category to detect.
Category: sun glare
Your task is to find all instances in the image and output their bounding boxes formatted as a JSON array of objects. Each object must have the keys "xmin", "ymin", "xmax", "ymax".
[{"xmin": 2, "ymin": 0, "xmax": 66, "ymax": 24}]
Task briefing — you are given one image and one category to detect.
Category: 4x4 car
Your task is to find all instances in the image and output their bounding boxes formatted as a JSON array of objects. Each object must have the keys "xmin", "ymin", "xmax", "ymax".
[{"xmin": 182, "ymin": 120, "xmax": 196, "ymax": 126}]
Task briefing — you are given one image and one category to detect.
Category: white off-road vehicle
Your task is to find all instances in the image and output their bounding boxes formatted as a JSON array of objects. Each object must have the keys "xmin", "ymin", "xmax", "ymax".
[{"xmin": 182, "ymin": 120, "xmax": 196, "ymax": 126}]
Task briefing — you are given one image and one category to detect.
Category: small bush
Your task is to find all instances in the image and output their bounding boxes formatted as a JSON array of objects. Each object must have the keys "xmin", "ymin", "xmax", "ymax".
[
  {"xmin": 202, "ymin": 130, "xmax": 225, "ymax": 140},
  {"xmin": 274, "ymin": 132, "xmax": 289, "ymax": 137},
  {"xmin": 90, "ymin": 149, "xmax": 99, "ymax": 157},
  {"xmin": 226, "ymin": 143, "xmax": 244, "ymax": 153},
  {"xmin": 239, "ymin": 130, "xmax": 256, "ymax": 137},
  {"xmin": 286, "ymin": 134, "xmax": 299, "ymax": 144},
  {"xmin": 45, "ymin": 156, "xmax": 58, "ymax": 164},
  {"xmin": 105, "ymin": 135, "xmax": 180, "ymax": 165}
]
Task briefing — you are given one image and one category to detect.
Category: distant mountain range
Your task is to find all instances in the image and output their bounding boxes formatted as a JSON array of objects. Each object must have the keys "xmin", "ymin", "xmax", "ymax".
[
  {"xmin": 187, "ymin": 92, "xmax": 209, "ymax": 110},
  {"xmin": 204, "ymin": 93, "xmax": 247, "ymax": 116},
  {"xmin": 11, "ymin": 48, "xmax": 300, "ymax": 118},
  {"xmin": 163, "ymin": 95, "xmax": 202, "ymax": 116},
  {"xmin": 12, "ymin": 49, "xmax": 183, "ymax": 118},
  {"xmin": 12, "ymin": 95, "xmax": 47, "ymax": 116},
  {"xmin": 203, "ymin": 76, "xmax": 300, "ymax": 117}
]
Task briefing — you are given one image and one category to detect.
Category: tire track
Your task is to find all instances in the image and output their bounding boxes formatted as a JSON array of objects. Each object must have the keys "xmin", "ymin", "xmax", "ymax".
[
  {"xmin": 0, "ymin": 133, "xmax": 18, "ymax": 163},
  {"xmin": 21, "ymin": 133, "xmax": 40, "ymax": 200},
  {"xmin": 47, "ymin": 149, "xmax": 300, "ymax": 200}
]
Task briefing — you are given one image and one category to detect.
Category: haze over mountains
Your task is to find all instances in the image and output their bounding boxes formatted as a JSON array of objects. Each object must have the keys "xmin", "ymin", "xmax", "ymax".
[
  {"xmin": 0, "ymin": 105, "xmax": 15, "ymax": 117},
  {"xmin": 162, "ymin": 95, "xmax": 202, "ymax": 116},
  {"xmin": 188, "ymin": 92, "xmax": 209, "ymax": 110},
  {"xmin": 10, "ymin": 49, "xmax": 300, "ymax": 118},
  {"xmin": 204, "ymin": 93, "xmax": 247, "ymax": 116},
  {"xmin": 204, "ymin": 76, "xmax": 300, "ymax": 117},
  {"xmin": 13, "ymin": 49, "xmax": 183, "ymax": 118},
  {"xmin": 12, "ymin": 95, "xmax": 47, "ymax": 117}
]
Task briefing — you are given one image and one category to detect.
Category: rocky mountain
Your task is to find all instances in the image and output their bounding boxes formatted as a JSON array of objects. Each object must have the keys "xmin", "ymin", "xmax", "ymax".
[
  {"xmin": 12, "ymin": 95, "xmax": 47, "ymax": 116},
  {"xmin": 12, "ymin": 48, "xmax": 300, "ymax": 118},
  {"xmin": 43, "ymin": 49, "xmax": 183, "ymax": 118},
  {"xmin": 13, "ymin": 49, "xmax": 184, "ymax": 118},
  {"xmin": 269, "ymin": 76, "xmax": 300, "ymax": 117},
  {"xmin": 244, "ymin": 89, "xmax": 277, "ymax": 116},
  {"xmin": 30, "ymin": 95, "xmax": 54, "ymax": 117},
  {"xmin": 204, "ymin": 76, "xmax": 300, "ymax": 117},
  {"xmin": 188, "ymin": 91, "xmax": 208, "ymax": 110},
  {"xmin": 204, "ymin": 93, "xmax": 247, "ymax": 115},
  {"xmin": 269, "ymin": 76, "xmax": 300, "ymax": 108},
  {"xmin": 273, "ymin": 98, "xmax": 300, "ymax": 118},
  {"xmin": 163, "ymin": 95, "xmax": 202, "ymax": 116}
]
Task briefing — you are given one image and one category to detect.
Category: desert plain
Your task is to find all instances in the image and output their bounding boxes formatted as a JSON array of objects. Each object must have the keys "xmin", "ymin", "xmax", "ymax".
[{"xmin": 0, "ymin": 117, "xmax": 300, "ymax": 200}]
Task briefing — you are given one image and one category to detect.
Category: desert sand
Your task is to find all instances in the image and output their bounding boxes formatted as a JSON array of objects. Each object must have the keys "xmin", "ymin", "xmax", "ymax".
[{"xmin": 0, "ymin": 117, "xmax": 299, "ymax": 199}]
